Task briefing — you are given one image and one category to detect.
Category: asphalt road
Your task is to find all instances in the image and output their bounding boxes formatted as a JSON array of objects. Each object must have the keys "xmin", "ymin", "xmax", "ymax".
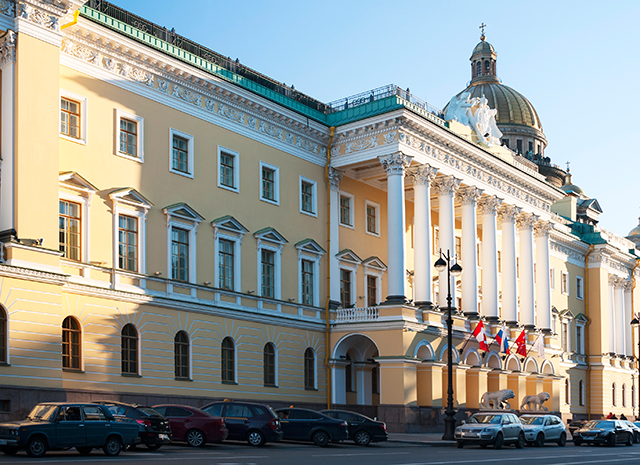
[{"xmin": 2, "ymin": 441, "xmax": 640, "ymax": 465}]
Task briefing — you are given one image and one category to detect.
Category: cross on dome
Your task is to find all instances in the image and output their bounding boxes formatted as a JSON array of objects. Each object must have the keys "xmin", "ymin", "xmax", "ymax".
[{"xmin": 479, "ymin": 23, "xmax": 486, "ymax": 41}]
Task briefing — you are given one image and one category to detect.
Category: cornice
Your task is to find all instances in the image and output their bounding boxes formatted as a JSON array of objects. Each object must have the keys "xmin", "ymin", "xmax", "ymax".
[
  {"xmin": 0, "ymin": 263, "xmax": 68, "ymax": 285},
  {"xmin": 587, "ymin": 244, "xmax": 637, "ymax": 275}
]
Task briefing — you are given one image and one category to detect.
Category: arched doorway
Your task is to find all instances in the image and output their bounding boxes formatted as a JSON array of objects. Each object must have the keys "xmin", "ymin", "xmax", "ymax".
[{"xmin": 332, "ymin": 333, "xmax": 379, "ymax": 405}]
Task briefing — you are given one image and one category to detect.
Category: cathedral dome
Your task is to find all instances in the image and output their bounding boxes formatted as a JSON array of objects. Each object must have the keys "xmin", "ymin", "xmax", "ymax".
[{"xmin": 628, "ymin": 218, "xmax": 640, "ymax": 237}]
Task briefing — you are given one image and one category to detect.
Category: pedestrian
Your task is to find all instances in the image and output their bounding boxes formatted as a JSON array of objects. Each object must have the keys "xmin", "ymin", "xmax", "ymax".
[
  {"xmin": 611, "ymin": 414, "xmax": 618, "ymax": 419},
  {"xmin": 620, "ymin": 414, "xmax": 627, "ymax": 420},
  {"xmin": 607, "ymin": 412, "xmax": 613, "ymax": 419}
]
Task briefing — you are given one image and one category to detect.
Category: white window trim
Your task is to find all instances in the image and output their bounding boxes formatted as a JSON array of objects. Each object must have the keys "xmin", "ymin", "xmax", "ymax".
[
  {"xmin": 214, "ymin": 232, "xmax": 243, "ymax": 292},
  {"xmin": 561, "ymin": 317, "xmax": 572, "ymax": 353},
  {"xmin": 115, "ymin": 109, "xmax": 144, "ymax": 163},
  {"xmin": 576, "ymin": 321, "xmax": 586, "ymax": 354},
  {"xmin": 59, "ymin": 190, "xmax": 91, "ymax": 264},
  {"xmin": 364, "ymin": 200, "xmax": 381, "ymax": 237},
  {"xmin": 167, "ymin": 220, "xmax": 198, "ymax": 284},
  {"xmin": 224, "ymin": 337, "xmax": 239, "ymax": 384},
  {"xmin": 576, "ymin": 276, "xmax": 584, "ymax": 300},
  {"xmin": 60, "ymin": 89, "xmax": 88, "ymax": 145},
  {"xmin": 2, "ymin": 308, "xmax": 9, "ymax": 365},
  {"xmin": 339, "ymin": 263, "xmax": 358, "ymax": 308},
  {"xmin": 550, "ymin": 267, "xmax": 556, "ymax": 291},
  {"xmin": 257, "ymin": 241, "xmax": 283, "ymax": 300},
  {"xmin": 363, "ymin": 271, "xmax": 383, "ymax": 307},
  {"xmin": 299, "ymin": 175, "xmax": 318, "ymax": 217},
  {"xmin": 433, "ymin": 225, "xmax": 440, "ymax": 254},
  {"xmin": 297, "ymin": 249, "xmax": 323, "ymax": 307},
  {"xmin": 169, "ymin": 128, "xmax": 195, "ymax": 178},
  {"xmin": 259, "ymin": 161, "xmax": 280, "ymax": 205},
  {"xmin": 338, "ymin": 191, "xmax": 355, "ymax": 229},
  {"xmin": 217, "ymin": 146, "xmax": 240, "ymax": 193},
  {"xmin": 561, "ymin": 270, "xmax": 570, "ymax": 296},
  {"xmin": 110, "ymin": 190, "xmax": 151, "ymax": 274}
]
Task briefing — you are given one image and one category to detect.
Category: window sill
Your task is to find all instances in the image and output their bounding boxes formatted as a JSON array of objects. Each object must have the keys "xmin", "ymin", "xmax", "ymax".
[
  {"xmin": 122, "ymin": 373, "xmax": 141, "ymax": 378},
  {"xmin": 304, "ymin": 387, "xmax": 318, "ymax": 391},
  {"xmin": 62, "ymin": 368, "xmax": 84, "ymax": 373},
  {"xmin": 175, "ymin": 377, "xmax": 192, "ymax": 382},
  {"xmin": 115, "ymin": 151, "xmax": 144, "ymax": 164},
  {"xmin": 221, "ymin": 380, "xmax": 237, "ymax": 385},
  {"xmin": 264, "ymin": 384, "xmax": 278, "ymax": 388},
  {"xmin": 339, "ymin": 223, "xmax": 354, "ymax": 230},
  {"xmin": 300, "ymin": 209, "xmax": 318, "ymax": 218},
  {"xmin": 0, "ymin": 363, "xmax": 9, "ymax": 367},
  {"xmin": 260, "ymin": 197, "xmax": 280, "ymax": 206},
  {"xmin": 60, "ymin": 134, "xmax": 87, "ymax": 145},
  {"xmin": 365, "ymin": 231, "xmax": 380, "ymax": 238},
  {"xmin": 170, "ymin": 168, "xmax": 194, "ymax": 179},
  {"xmin": 218, "ymin": 183, "xmax": 239, "ymax": 194}
]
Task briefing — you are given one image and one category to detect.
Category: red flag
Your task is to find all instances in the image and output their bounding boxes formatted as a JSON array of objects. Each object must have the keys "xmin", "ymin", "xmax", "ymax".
[
  {"xmin": 515, "ymin": 330, "xmax": 527, "ymax": 356},
  {"xmin": 472, "ymin": 321, "xmax": 489, "ymax": 352}
]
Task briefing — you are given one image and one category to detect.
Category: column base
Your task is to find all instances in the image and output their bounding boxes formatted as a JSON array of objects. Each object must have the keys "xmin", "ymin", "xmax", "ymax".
[
  {"xmin": 415, "ymin": 301, "xmax": 435, "ymax": 310},
  {"xmin": 485, "ymin": 316, "xmax": 500, "ymax": 323},
  {"xmin": 541, "ymin": 328, "xmax": 553, "ymax": 335},
  {"xmin": 328, "ymin": 300, "xmax": 341, "ymax": 310},
  {"xmin": 0, "ymin": 228, "xmax": 17, "ymax": 242},
  {"xmin": 524, "ymin": 324, "xmax": 536, "ymax": 331},
  {"xmin": 506, "ymin": 320, "xmax": 519, "ymax": 328},
  {"xmin": 381, "ymin": 295, "xmax": 408, "ymax": 305},
  {"xmin": 463, "ymin": 311, "xmax": 480, "ymax": 320}
]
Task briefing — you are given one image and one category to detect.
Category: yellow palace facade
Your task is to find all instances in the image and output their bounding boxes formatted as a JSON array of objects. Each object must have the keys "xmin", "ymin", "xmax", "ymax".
[{"xmin": 0, "ymin": 0, "xmax": 637, "ymax": 432}]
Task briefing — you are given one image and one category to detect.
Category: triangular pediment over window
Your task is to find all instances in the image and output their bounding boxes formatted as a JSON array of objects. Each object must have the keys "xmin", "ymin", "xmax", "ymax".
[
  {"xmin": 163, "ymin": 202, "xmax": 204, "ymax": 223},
  {"xmin": 109, "ymin": 188, "xmax": 153, "ymax": 210},
  {"xmin": 336, "ymin": 249, "xmax": 362, "ymax": 264},
  {"xmin": 551, "ymin": 306, "xmax": 560, "ymax": 316},
  {"xmin": 254, "ymin": 227, "xmax": 287, "ymax": 245},
  {"xmin": 59, "ymin": 171, "xmax": 97, "ymax": 195},
  {"xmin": 574, "ymin": 313, "xmax": 588, "ymax": 323},
  {"xmin": 362, "ymin": 256, "xmax": 387, "ymax": 271},
  {"xmin": 211, "ymin": 215, "xmax": 249, "ymax": 235},
  {"xmin": 560, "ymin": 309, "xmax": 575, "ymax": 320},
  {"xmin": 295, "ymin": 238, "xmax": 325, "ymax": 255}
]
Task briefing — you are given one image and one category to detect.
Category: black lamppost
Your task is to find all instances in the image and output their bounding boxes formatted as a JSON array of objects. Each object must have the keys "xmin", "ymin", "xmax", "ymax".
[
  {"xmin": 631, "ymin": 317, "xmax": 640, "ymax": 419},
  {"xmin": 435, "ymin": 249, "xmax": 463, "ymax": 441}
]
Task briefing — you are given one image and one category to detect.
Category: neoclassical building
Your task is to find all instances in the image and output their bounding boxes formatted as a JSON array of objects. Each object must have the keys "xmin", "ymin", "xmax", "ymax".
[{"xmin": 0, "ymin": 0, "xmax": 637, "ymax": 432}]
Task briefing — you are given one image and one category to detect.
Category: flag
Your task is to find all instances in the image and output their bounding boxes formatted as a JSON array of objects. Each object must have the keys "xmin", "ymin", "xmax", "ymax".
[
  {"xmin": 515, "ymin": 329, "xmax": 527, "ymax": 356},
  {"xmin": 534, "ymin": 333, "xmax": 545, "ymax": 358},
  {"xmin": 495, "ymin": 324, "xmax": 509, "ymax": 354},
  {"xmin": 472, "ymin": 321, "xmax": 489, "ymax": 351}
]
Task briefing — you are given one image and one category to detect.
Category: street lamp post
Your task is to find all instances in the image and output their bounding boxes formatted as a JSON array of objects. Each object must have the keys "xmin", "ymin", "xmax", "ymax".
[
  {"xmin": 631, "ymin": 317, "xmax": 640, "ymax": 419},
  {"xmin": 434, "ymin": 249, "xmax": 463, "ymax": 441}
]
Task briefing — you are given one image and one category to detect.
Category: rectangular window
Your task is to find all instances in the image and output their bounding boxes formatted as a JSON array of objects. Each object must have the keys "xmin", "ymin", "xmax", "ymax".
[
  {"xmin": 528, "ymin": 141, "xmax": 534, "ymax": 153},
  {"xmin": 119, "ymin": 118, "xmax": 138, "ymax": 157},
  {"xmin": 366, "ymin": 204, "xmax": 377, "ymax": 234},
  {"xmin": 301, "ymin": 181, "xmax": 315, "ymax": 214},
  {"xmin": 340, "ymin": 195, "xmax": 351, "ymax": 226},
  {"xmin": 59, "ymin": 200, "xmax": 81, "ymax": 261},
  {"xmin": 562, "ymin": 322, "xmax": 569, "ymax": 351},
  {"xmin": 220, "ymin": 152, "xmax": 235, "ymax": 188},
  {"xmin": 516, "ymin": 139, "xmax": 523, "ymax": 154},
  {"xmin": 561, "ymin": 271, "xmax": 569, "ymax": 295},
  {"xmin": 60, "ymin": 97, "xmax": 81, "ymax": 139},
  {"xmin": 218, "ymin": 239, "xmax": 234, "ymax": 290},
  {"xmin": 171, "ymin": 134, "xmax": 189, "ymax": 173},
  {"xmin": 501, "ymin": 138, "xmax": 509, "ymax": 148},
  {"xmin": 576, "ymin": 276, "xmax": 584, "ymax": 300},
  {"xmin": 171, "ymin": 227, "xmax": 189, "ymax": 281},
  {"xmin": 550, "ymin": 268, "xmax": 555, "ymax": 291},
  {"xmin": 118, "ymin": 215, "xmax": 138, "ymax": 272},
  {"xmin": 340, "ymin": 269, "xmax": 352, "ymax": 308},
  {"xmin": 261, "ymin": 250, "xmax": 275, "ymax": 298},
  {"xmin": 262, "ymin": 167, "xmax": 275, "ymax": 201},
  {"xmin": 301, "ymin": 259, "xmax": 314, "ymax": 305},
  {"xmin": 367, "ymin": 275, "xmax": 377, "ymax": 307},
  {"xmin": 455, "ymin": 236, "xmax": 461, "ymax": 259},
  {"xmin": 576, "ymin": 326, "xmax": 582, "ymax": 354}
]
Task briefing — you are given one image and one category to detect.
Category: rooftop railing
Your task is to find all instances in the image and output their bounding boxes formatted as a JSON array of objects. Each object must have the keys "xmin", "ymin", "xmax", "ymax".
[{"xmin": 327, "ymin": 84, "xmax": 443, "ymax": 116}]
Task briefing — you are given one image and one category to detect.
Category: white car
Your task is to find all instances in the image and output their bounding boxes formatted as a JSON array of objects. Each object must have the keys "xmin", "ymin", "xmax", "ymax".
[{"xmin": 520, "ymin": 414, "xmax": 567, "ymax": 447}]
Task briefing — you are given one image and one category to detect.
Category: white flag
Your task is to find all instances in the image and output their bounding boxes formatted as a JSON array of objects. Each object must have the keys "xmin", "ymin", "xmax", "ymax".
[{"xmin": 534, "ymin": 334, "xmax": 545, "ymax": 358}]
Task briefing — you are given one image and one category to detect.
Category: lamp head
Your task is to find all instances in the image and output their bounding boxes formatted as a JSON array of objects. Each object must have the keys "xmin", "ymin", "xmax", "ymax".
[
  {"xmin": 450, "ymin": 262, "xmax": 463, "ymax": 277},
  {"xmin": 434, "ymin": 257, "xmax": 447, "ymax": 272}
]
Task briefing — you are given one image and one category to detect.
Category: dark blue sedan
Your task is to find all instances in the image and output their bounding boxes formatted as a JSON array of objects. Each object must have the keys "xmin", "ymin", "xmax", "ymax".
[{"xmin": 275, "ymin": 408, "xmax": 348, "ymax": 446}]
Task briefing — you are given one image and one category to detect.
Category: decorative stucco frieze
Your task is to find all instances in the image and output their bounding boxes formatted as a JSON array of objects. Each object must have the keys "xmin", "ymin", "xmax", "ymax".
[
  {"xmin": 345, "ymin": 135, "xmax": 378, "ymax": 154},
  {"xmin": 0, "ymin": 29, "xmax": 16, "ymax": 68},
  {"xmin": 432, "ymin": 175, "xmax": 461, "ymax": 197},
  {"xmin": 477, "ymin": 195, "xmax": 503, "ymax": 215},
  {"xmin": 379, "ymin": 152, "xmax": 412, "ymax": 176},
  {"xmin": 18, "ymin": 1, "xmax": 62, "ymax": 31},
  {"xmin": 407, "ymin": 164, "xmax": 438, "ymax": 186},
  {"xmin": 0, "ymin": 0, "xmax": 14, "ymax": 17},
  {"xmin": 456, "ymin": 186, "xmax": 483, "ymax": 206}
]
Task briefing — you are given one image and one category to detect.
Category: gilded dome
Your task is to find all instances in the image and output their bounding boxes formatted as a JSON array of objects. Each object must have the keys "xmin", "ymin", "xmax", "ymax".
[
  {"xmin": 471, "ymin": 40, "xmax": 495, "ymax": 56},
  {"xmin": 628, "ymin": 219, "xmax": 640, "ymax": 237}
]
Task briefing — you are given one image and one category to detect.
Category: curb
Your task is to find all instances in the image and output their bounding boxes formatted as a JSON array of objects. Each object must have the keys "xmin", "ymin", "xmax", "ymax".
[{"xmin": 388, "ymin": 438, "xmax": 456, "ymax": 447}]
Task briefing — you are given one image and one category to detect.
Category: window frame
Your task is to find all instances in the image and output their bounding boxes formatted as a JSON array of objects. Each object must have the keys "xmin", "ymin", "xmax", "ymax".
[
  {"xmin": 164, "ymin": 204, "xmax": 203, "ymax": 286},
  {"xmin": 60, "ymin": 90, "xmax": 88, "ymax": 145},
  {"xmin": 174, "ymin": 330, "xmax": 191, "ymax": 380},
  {"xmin": 0, "ymin": 306, "xmax": 7, "ymax": 365},
  {"xmin": 561, "ymin": 271, "xmax": 569, "ymax": 296},
  {"xmin": 336, "ymin": 251, "xmax": 361, "ymax": 308},
  {"xmin": 304, "ymin": 347, "xmax": 317, "ymax": 390},
  {"xmin": 299, "ymin": 176, "xmax": 317, "ymax": 217},
  {"xmin": 121, "ymin": 323, "xmax": 139, "ymax": 376},
  {"xmin": 364, "ymin": 200, "xmax": 380, "ymax": 237},
  {"xmin": 115, "ymin": 109, "xmax": 144, "ymax": 163},
  {"xmin": 110, "ymin": 189, "xmax": 151, "ymax": 275},
  {"xmin": 221, "ymin": 336, "xmax": 236, "ymax": 384},
  {"xmin": 576, "ymin": 276, "xmax": 584, "ymax": 300},
  {"xmin": 259, "ymin": 161, "xmax": 280, "ymax": 205},
  {"xmin": 296, "ymin": 239, "xmax": 324, "ymax": 307},
  {"xmin": 338, "ymin": 191, "xmax": 354, "ymax": 228},
  {"xmin": 263, "ymin": 342, "xmax": 277, "ymax": 387},
  {"xmin": 62, "ymin": 316, "xmax": 82, "ymax": 371},
  {"xmin": 59, "ymin": 173, "xmax": 96, "ymax": 266},
  {"xmin": 117, "ymin": 215, "xmax": 139, "ymax": 273},
  {"xmin": 363, "ymin": 257, "xmax": 386, "ymax": 308},
  {"xmin": 550, "ymin": 268, "xmax": 556, "ymax": 291},
  {"xmin": 58, "ymin": 199, "xmax": 82, "ymax": 262},
  {"xmin": 255, "ymin": 229, "xmax": 287, "ymax": 301},
  {"xmin": 212, "ymin": 216, "xmax": 248, "ymax": 293},
  {"xmin": 217, "ymin": 146, "xmax": 240, "ymax": 193},
  {"xmin": 169, "ymin": 128, "xmax": 195, "ymax": 178}
]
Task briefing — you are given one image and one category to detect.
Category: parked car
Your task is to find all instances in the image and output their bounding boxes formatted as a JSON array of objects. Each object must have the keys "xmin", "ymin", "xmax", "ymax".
[
  {"xmin": 568, "ymin": 420, "xmax": 588, "ymax": 436},
  {"xmin": 275, "ymin": 408, "xmax": 348, "ymax": 446},
  {"xmin": 202, "ymin": 400, "xmax": 282, "ymax": 446},
  {"xmin": 519, "ymin": 414, "xmax": 567, "ymax": 447},
  {"xmin": 0, "ymin": 402, "xmax": 138, "ymax": 457},
  {"xmin": 621, "ymin": 420, "xmax": 640, "ymax": 443},
  {"xmin": 454, "ymin": 412, "xmax": 525, "ymax": 449},
  {"xmin": 94, "ymin": 401, "xmax": 171, "ymax": 450},
  {"xmin": 320, "ymin": 409, "xmax": 387, "ymax": 446},
  {"xmin": 152, "ymin": 404, "xmax": 227, "ymax": 447},
  {"xmin": 573, "ymin": 420, "xmax": 634, "ymax": 446}
]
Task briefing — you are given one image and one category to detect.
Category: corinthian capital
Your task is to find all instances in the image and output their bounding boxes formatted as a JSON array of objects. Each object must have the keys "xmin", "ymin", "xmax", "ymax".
[
  {"xmin": 516, "ymin": 212, "xmax": 538, "ymax": 230},
  {"xmin": 327, "ymin": 167, "xmax": 343, "ymax": 191},
  {"xmin": 477, "ymin": 195, "xmax": 503, "ymax": 215},
  {"xmin": 623, "ymin": 279, "xmax": 633, "ymax": 291},
  {"xmin": 379, "ymin": 152, "xmax": 412, "ymax": 176},
  {"xmin": 534, "ymin": 220, "xmax": 554, "ymax": 238},
  {"xmin": 456, "ymin": 186, "xmax": 484, "ymax": 206},
  {"xmin": 407, "ymin": 164, "xmax": 438, "ymax": 186},
  {"xmin": 432, "ymin": 175, "xmax": 461, "ymax": 197},
  {"xmin": 498, "ymin": 204, "xmax": 521, "ymax": 223},
  {"xmin": 0, "ymin": 30, "xmax": 16, "ymax": 69}
]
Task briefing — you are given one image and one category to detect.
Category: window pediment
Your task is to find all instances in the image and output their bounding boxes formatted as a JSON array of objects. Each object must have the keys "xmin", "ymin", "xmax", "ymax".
[
  {"xmin": 254, "ymin": 227, "xmax": 287, "ymax": 245},
  {"xmin": 362, "ymin": 256, "xmax": 387, "ymax": 271},
  {"xmin": 59, "ymin": 171, "xmax": 97, "ymax": 196},
  {"xmin": 295, "ymin": 238, "xmax": 325, "ymax": 256},
  {"xmin": 109, "ymin": 188, "xmax": 152, "ymax": 210},
  {"xmin": 574, "ymin": 312, "xmax": 588, "ymax": 323},
  {"xmin": 212, "ymin": 215, "xmax": 249, "ymax": 236},
  {"xmin": 336, "ymin": 249, "xmax": 362, "ymax": 265},
  {"xmin": 560, "ymin": 309, "xmax": 575, "ymax": 320},
  {"xmin": 163, "ymin": 202, "xmax": 204, "ymax": 224}
]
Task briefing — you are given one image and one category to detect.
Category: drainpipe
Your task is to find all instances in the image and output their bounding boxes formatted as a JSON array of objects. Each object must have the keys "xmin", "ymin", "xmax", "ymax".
[
  {"xmin": 584, "ymin": 244, "xmax": 593, "ymax": 420},
  {"xmin": 324, "ymin": 127, "xmax": 336, "ymax": 409}
]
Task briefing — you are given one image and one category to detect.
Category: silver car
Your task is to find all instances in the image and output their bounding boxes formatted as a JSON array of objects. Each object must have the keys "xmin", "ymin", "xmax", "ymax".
[
  {"xmin": 520, "ymin": 414, "xmax": 567, "ymax": 447},
  {"xmin": 622, "ymin": 420, "xmax": 640, "ymax": 443},
  {"xmin": 455, "ymin": 412, "xmax": 525, "ymax": 449}
]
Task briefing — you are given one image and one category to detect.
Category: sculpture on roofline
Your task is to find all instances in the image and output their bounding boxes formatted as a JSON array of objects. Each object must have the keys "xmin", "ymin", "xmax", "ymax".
[
  {"xmin": 520, "ymin": 392, "xmax": 550, "ymax": 411},
  {"xmin": 444, "ymin": 93, "xmax": 503, "ymax": 147},
  {"xmin": 480, "ymin": 389, "xmax": 515, "ymax": 410}
]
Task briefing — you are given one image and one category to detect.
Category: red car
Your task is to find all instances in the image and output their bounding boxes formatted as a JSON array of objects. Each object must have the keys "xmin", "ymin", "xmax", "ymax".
[{"xmin": 152, "ymin": 405, "xmax": 227, "ymax": 447}]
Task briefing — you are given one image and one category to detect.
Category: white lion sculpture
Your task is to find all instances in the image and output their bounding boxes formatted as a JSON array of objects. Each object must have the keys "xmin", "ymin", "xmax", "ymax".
[
  {"xmin": 520, "ymin": 392, "xmax": 551, "ymax": 411},
  {"xmin": 480, "ymin": 389, "xmax": 515, "ymax": 410}
]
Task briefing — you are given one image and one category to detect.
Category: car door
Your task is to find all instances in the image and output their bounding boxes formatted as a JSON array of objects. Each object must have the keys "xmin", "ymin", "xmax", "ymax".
[
  {"xmin": 336, "ymin": 411, "xmax": 360, "ymax": 437},
  {"xmin": 501, "ymin": 415, "xmax": 514, "ymax": 440},
  {"xmin": 55, "ymin": 406, "xmax": 86, "ymax": 447},
  {"xmin": 164, "ymin": 406, "xmax": 191, "ymax": 440},
  {"xmin": 81, "ymin": 405, "xmax": 111, "ymax": 447},
  {"xmin": 288, "ymin": 410, "xmax": 313, "ymax": 440},
  {"xmin": 277, "ymin": 409, "xmax": 294, "ymax": 439},
  {"xmin": 224, "ymin": 404, "xmax": 252, "ymax": 440}
]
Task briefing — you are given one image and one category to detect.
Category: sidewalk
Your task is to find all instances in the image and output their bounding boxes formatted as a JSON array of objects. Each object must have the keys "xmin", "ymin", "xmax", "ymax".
[{"xmin": 387, "ymin": 432, "xmax": 456, "ymax": 446}]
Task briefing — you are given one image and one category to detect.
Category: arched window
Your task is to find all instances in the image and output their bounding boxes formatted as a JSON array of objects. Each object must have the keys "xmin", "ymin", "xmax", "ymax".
[
  {"xmin": 121, "ymin": 324, "xmax": 138, "ymax": 374},
  {"xmin": 221, "ymin": 337, "xmax": 235, "ymax": 383},
  {"xmin": 612, "ymin": 383, "xmax": 617, "ymax": 406},
  {"xmin": 579, "ymin": 380, "xmax": 585, "ymax": 406},
  {"xmin": 62, "ymin": 316, "xmax": 81, "ymax": 369},
  {"xmin": 0, "ymin": 306, "xmax": 6, "ymax": 363},
  {"xmin": 484, "ymin": 60, "xmax": 490, "ymax": 72},
  {"xmin": 174, "ymin": 331, "xmax": 189, "ymax": 379},
  {"xmin": 565, "ymin": 378, "xmax": 570, "ymax": 404},
  {"xmin": 476, "ymin": 61, "xmax": 481, "ymax": 77},
  {"xmin": 345, "ymin": 353, "xmax": 353, "ymax": 392},
  {"xmin": 304, "ymin": 348, "xmax": 315, "ymax": 390},
  {"xmin": 263, "ymin": 343, "xmax": 276, "ymax": 386},
  {"xmin": 622, "ymin": 384, "xmax": 626, "ymax": 408}
]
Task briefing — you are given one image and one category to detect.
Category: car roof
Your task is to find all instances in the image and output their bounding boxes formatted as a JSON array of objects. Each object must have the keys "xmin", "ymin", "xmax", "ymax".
[
  {"xmin": 204, "ymin": 400, "xmax": 269, "ymax": 407},
  {"xmin": 153, "ymin": 403, "xmax": 206, "ymax": 412},
  {"xmin": 93, "ymin": 400, "xmax": 145, "ymax": 409}
]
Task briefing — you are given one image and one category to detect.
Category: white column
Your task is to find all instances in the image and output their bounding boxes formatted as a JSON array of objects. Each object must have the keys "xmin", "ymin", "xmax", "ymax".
[
  {"xmin": 379, "ymin": 152, "xmax": 412, "ymax": 304},
  {"xmin": 517, "ymin": 213, "xmax": 537, "ymax": 329},
  {"xmin": 407, "ymin": 164, "xmax": 438, "ymax": 308},
  {"xmin": 615, "ymin": 277, "xmax": 625, "ymax": 355},
  {"xmin": 432, "ymin": 176, "xmax": 461, "ymax": 309},
  {"xmin": 498, "ymin": 205, "xmax": 521, "ymax": 326},
  {"xmin": 457, "ymin": 186, "xmax": 483, "ymax": 317},
  {"xmin": 624, "ymin": 280, "xmax": 633, "ymax": 357},
  {"xmin": 534, "ymin": 221, "xmax": 553, "ymax": 331},
  {"xmin": 328, "ymin": 168, "xmax": 343, "ymax": 307},
  {"xmin": 478, "ymin": 196, "xmax": 502, "ymax": 322},
  {"xmin": 0, "ymin": 31, "xmax": 16, "ymax": 237},
  {"xmin": 608, "ymin": 274, "xmax": 616, "ymax": 354}
]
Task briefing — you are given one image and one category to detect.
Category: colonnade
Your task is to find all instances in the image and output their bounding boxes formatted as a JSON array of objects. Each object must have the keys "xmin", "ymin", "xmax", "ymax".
[{"xmin": 608, "ymin": 275, "xmax": 634, "ymax": 356}]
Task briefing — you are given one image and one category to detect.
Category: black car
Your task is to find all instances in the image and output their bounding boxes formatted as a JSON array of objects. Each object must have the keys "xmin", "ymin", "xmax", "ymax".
[
  {"xmin": 568, "ymin": 420, "xmax": 587, "ymax": 436},
  {"xmin": 94, "ymin": 401, "xmax": 172, "ymax": 450},
  {"xmin": 321, "ymin": 409, "xmax": 387, "ymax": 446},
  {"xmin": 275, "ymin": 408, "xmax": 349, "ymax": 447},
  {"xmin": 202, "ymin": 401, "xmax": 282, "ymax": 446},
  {"xmin": 0, "ymin": 403, "xmax": 139, "ymax": 457},
  {"xmin": 573, "ymin": 420, "xmax": 634, "ymax": 447}
]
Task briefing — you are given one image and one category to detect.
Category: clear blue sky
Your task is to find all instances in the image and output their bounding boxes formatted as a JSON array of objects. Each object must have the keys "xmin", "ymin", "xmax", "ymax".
[{"xmin": 114, "ymin": 0, "xmax": 639, "ymax": 237}]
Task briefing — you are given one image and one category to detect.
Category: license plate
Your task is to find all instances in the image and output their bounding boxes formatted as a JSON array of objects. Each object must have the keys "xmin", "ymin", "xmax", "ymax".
[
  {"xmin": 158, "ymin": 434, "xmax": 169, "ymax": 440},
  {"xmin": 463, "ymin": 432, "xmax": 478, "ymax": 438}
]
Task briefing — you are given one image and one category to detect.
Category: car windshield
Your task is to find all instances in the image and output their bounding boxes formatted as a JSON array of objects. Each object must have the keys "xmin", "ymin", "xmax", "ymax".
[
  {"xmin": 592, "ymin": 421, "xmax": 613, "ymax": 429},
  {"xmin": 468, "ymin": 414, "xmax": 502, "ymax": 424},
  {"xmin": 520, "ymin": 416, "xmax": 544, "ymax": 425},
  {"xmin": 27, "ymin": 404, "xmax": 58, "ymax": 421},
  {"xmin": 138, "ymin": 407, "xmax": 163, "ymax": 417}
]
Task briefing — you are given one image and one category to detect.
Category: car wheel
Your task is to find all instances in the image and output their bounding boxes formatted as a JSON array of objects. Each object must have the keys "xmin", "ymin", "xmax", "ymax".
[
  {"xmin": 635, "ymin": 433, "xmax": 640, "ymax": 444},
  {"xmin": 607, "ymin": 434, "xmax": 616, "ymax": 447},
  {"xmin": 103, "ymin": 436, "xmax": 122, "ymax": 457},
  {"xmin": 247, "ymin": 430, "xmax": 265, "ymax": 447},
  {"xmin": 574, "ymin": 438, "xmax": 582, "ymax": 446},
  {"xmin": 557, "ymin": 432, "xmax": 566, "ymax": 447},
  {"xmin": 76, "ymin": 446, "xmax": 93, "ymax": 455},
  {"xmin": 354, "ymin": 430, "xmax": 372, "ymax": 446},
  {"xmin": 312, "ymin": 430, "xmax": 330, "ymax": 447},
  {"xmin": 457, "ymin": 441, "xmax": 464, "ymax": 448},
  {"xmin": 494, "ymin": 432, "xmax": 503, "ymax": 450},
  {"xmin": 186, "ymin": 429, "xmax": 206, "ymax": 447},
  {"xmin": 535, "ymin": 432, "xmax": 545, "ymax": 447},
  {"xmin": 26, "ymin": 436, "xmax": 47, "ymax": 458},
  {"xmin": 516, "ymin": 432, "xmax": 525, "ymax": 449},
  {"xmin": 626, "ymin": 434, "xmax": 633, "ymax": 447},
  {"xmin": 146, "ymin": 444, "xmax": 162, "ymax": 451},
  {"xmin": 1, "ymin": 446, "xmax": 19, "ymax": 455}
]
